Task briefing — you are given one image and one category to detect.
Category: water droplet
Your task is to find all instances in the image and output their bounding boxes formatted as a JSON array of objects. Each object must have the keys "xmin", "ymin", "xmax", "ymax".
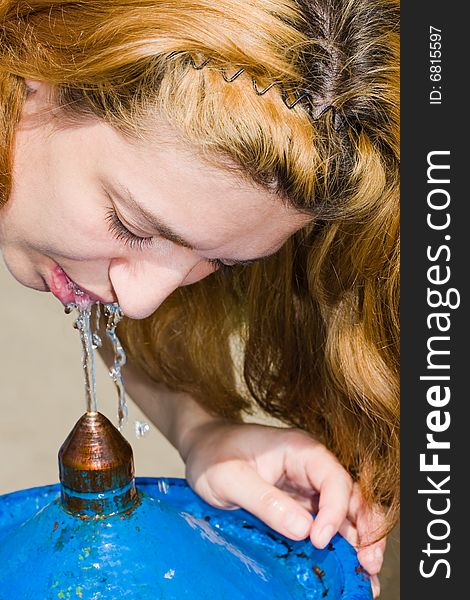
[{"xmin": 134, "ymin": 420, "xmax": 150, "ymax": 439}]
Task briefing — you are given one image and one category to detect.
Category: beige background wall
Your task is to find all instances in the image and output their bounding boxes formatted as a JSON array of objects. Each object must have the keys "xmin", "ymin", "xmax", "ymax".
[{"xmin": 0, "ymin": 259, "xmax": 398, "ymax": 597}]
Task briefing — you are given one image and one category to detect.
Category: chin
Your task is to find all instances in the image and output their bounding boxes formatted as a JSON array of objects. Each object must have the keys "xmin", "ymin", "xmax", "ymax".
[{"xmin": 1, "ymin": 256, "xmax": 49, "ymax": 292}]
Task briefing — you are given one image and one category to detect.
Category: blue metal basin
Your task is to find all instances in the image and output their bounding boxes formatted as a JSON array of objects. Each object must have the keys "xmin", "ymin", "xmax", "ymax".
[{"xmin": 0, "ymin": 477, "xmax": 371, "ymax": 599}]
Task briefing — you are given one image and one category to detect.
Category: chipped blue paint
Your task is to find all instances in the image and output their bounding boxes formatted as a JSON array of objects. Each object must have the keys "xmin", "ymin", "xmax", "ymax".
[{"xmin": 0, "ymin": 478, "xmax": 372, "ymax": 599}]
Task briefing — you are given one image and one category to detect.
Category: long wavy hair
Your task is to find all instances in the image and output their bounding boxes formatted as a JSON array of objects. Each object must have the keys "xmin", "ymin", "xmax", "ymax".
[{"xmin": 1, "ymin": 0, "xmax": 400, "ymax": 532}]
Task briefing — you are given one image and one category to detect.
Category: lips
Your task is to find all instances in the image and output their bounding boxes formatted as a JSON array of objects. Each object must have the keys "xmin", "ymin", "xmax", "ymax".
[{"xmin": 48, "ymin": 265, "xmax": 110, "ymax": 309}]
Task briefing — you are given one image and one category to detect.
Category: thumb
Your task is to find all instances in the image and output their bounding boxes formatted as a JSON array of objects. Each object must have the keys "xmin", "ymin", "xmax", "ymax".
[{"xmin": 221, "ymin": 464, "xmax": 313, "ymax": 540}]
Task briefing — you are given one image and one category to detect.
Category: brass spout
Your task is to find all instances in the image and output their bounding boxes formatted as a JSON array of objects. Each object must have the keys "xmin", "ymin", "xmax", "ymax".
[{"xmin": 58, "ymin": 412, "xmax": 139, "ymax": 518}]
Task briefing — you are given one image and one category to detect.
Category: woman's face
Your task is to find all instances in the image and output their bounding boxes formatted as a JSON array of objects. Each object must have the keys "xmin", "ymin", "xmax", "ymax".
[{"xmin": 0, "ymin": 83, "xmax": 310, "ymax": 319}]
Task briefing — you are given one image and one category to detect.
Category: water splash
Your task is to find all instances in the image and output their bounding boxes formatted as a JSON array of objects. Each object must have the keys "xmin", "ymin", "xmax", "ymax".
[{"xmin": 103, "ymin": 304, "xmax": 128, "ymax": 431}]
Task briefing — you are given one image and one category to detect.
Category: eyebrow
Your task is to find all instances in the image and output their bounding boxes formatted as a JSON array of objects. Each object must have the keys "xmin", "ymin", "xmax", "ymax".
[
  {"xmin": 107, "ymin": 181, "xmax": 194, "ymax": 249},
  {"xmin": 106, "ymin": 181, "xmax": 279, "ymax": 266}
]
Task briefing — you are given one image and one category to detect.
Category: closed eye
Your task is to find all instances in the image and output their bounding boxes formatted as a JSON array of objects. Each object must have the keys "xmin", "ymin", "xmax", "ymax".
[
  {"xmin": 105, "ymin": 206, "xmax": 155, "ymax": 251},
  {"xmin": 105, "ymin": 201, "xmax": 276, "ymax": 270},
  {"xmin": 206, "ymin": 258, "xmax": 236, "ymax": 273}
]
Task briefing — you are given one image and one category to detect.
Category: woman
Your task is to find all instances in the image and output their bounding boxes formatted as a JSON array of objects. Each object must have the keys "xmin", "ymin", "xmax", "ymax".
[{"xmin": 0, "ymin": 0, "xmax": 399, "ymax": 595}]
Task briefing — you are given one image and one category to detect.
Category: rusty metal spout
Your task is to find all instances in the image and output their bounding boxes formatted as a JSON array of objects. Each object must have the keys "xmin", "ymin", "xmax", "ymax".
[{"xmin": 58, "ymin": 411, "xmax": 139, "ymax": 518}]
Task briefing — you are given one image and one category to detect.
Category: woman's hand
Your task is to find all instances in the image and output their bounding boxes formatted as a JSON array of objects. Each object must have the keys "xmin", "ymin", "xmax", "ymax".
[
  {"xmin": 95, "ymin": 345, "xmax": 385, "ymax": 597},
  {"xmin": 180, "ymin": 420, "xmax": 386, "ymax": 598}
]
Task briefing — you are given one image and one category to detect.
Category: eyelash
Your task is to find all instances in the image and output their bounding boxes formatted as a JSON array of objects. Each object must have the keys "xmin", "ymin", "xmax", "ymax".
[
  {"xmin": 206, "ymin": 258, "xmax": 234, "ymax": 273},
  {"xmin": 105, "ymin": 206, "xmax": 235, "ymax": 272},
  {"xmin": 105, "ymin": 207, "xmax": 155, "ymax": 251}
]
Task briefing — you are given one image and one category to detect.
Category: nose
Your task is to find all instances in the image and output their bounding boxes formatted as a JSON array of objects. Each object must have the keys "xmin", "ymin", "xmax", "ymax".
[{"xmin": 108, "ymin": 247, "xmax": 212, "ymax": 320}]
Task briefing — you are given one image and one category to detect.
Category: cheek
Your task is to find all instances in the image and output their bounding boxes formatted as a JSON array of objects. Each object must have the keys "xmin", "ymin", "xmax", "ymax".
[{"xmin": 180, "ymin": 261, "xmax": 216, "ymax": 286}]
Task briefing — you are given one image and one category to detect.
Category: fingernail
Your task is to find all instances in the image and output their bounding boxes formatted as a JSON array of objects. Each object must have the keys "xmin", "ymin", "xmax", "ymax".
[
  {"xmin": 316, "ymin": 524, "xmax": 335, "ymax": 549},
  {"xmin": 285, "ymin": 513, "xmax": 311, "ymax": 538}
]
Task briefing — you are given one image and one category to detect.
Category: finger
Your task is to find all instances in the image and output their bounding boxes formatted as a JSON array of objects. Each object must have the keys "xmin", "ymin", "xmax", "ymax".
[
  {"xmin": 355, "ymin": 502, "xmax": 387, "ymax": 575},
  {"xmin": 338, "ymin": 517, "xmax": 359, "ymax": 549},
  {"xmin": 345, "ymin": 482, "xmax": 363, "ymax": 525},
  {"xmin": 357, "ymin": 542, "xmax": 385, "ymax": 576},
  {"xmin": 308, "ymin": 469, "xmax": 352, "ymax": 549},
  {"xmin": 357, "ymin": 503, "xmax": 387, "ymax": 547},
  {"xmin": 370, "ymin": 574, "xmax": 381, "ymax": 598},
  {"xmin": 347, "ymin": 483, "xmax": 386, "ymax": 546},
  {"xmin": 278, "ymin": 487, "xmax": 319, "ymax": 514},
  {"xmin": 280, "ymin": 493, "xmax": 317, "ymax": 514},
  {"xmin": 338, "ymin": 517, "xmax": 384, "ymax": 575},
  {"xmin": 225, "ymin": 464, "xmax": 314, "ymax": 540}
]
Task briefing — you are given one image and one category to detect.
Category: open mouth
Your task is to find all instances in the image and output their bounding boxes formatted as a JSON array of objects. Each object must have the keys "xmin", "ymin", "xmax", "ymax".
[{"xmin": 48, "ymin": 265, "xmax": 102, "ymax": 309}]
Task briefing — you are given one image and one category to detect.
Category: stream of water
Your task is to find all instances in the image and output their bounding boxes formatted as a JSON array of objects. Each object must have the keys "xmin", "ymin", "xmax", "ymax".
[
  {"xmin": 72, "ymin": 304, "xmax": 98, "ymax": 414},
  {"xmin": 67, "ymin": 301, "xmax": 149, "ymax": 437},
  {"xmin": 103, "ymin": 303, "xmax": 128, "ymax": 431}
]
